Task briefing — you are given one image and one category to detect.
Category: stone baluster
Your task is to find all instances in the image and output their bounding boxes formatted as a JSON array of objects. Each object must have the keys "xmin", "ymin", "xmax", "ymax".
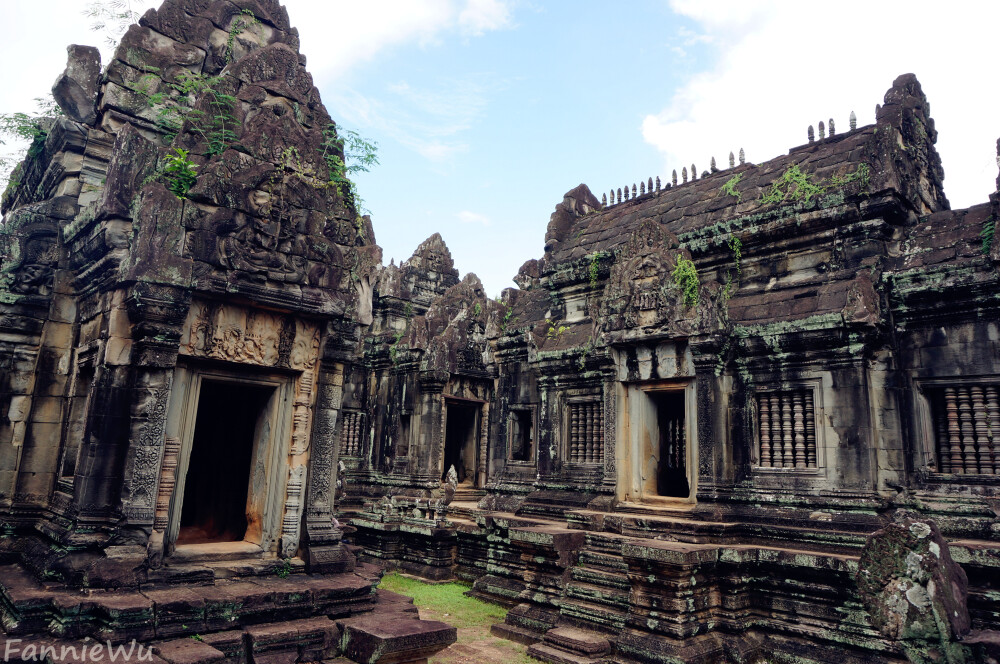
[
  {"xmin": 973, "ymin": 386, "xmax": 990, "ymax": 474},
  {"xmin": 682, "ymin": 167, "xmax": 688, "ymax": 183},
  {"xmin": 569, "ymin": 406, "xmax": 580, "ymax": 461},
  {"xmin": 729, "ymin": 152, "xmax": 735, "ymax": 168},
  {"xmin": 808, "ymin": 125, "xmax": 815, "ymax": 142},
  {"xmin": 804, "ymin": 393, "xmax": 816, "ymax": 468},
  {"xmin": 959, "ymin": 387, "xmax": 977, "ymax": 473},
  {"xmin": 792, "ymin": 391, "xmax": 806, "ymax": 468},
  {"xmin": 759, "ymin": 395, "xmax": 772, "ymax": 467},
  {"xmin": 946, "ymin": 387, "xmax": 963, "ymax": 472},
  {"xmin": 849, "ymin": 111, "xmax": 857, "ymax": 130},
  {"xmin": 829, "ymin": 118, "xmax": 836, "ymax": 136},
  {"xmin": 818, "ymin": 121, "xmax": 826, "ymax": 139},
  {"xmin": 672, "ymin": 170, "xmax": 678, "ymax": 186},
  {"xmin": 986, "ymin": 386, "xmax": 1000, "ymax": 474},
  {"xmin": 597, "ymin": 403, "xmax": 605, "ymax": 463},
  {"xmin": 934, "ymin": 393, "xmax": 950, "ymax": 472},
  {"xmin": 781, "ymin": 393, "xmax": 793, "ymax": 469},
  {"xmin": 768, "ymin": 394, "xmax": 781, "ymax": 467},
  {"xmin": 739, "ymin": 148, "xmax": 745, "ymax": 165},
  {"xmin": 590, "ymin": 403, "xmax": 599, "ymax": 463}
]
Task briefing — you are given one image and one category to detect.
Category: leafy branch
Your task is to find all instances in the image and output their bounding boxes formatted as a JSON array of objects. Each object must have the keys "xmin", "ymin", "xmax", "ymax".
[{"xmin": 672, "ymin": 257, "xmax": 700, "ymax": 307}]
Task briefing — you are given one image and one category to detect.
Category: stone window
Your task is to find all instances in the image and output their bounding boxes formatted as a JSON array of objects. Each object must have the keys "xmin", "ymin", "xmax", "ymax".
[
  {"xmin": 756, "ymin": 388, "xmax": 817, "ymax": 469},
  {"xmin": 927, "ymin": 384, "xmax": 1000, "ymax": 475},
  {"xmin": 508, "ymin": 407, "xmax": 535, "ymax": 462},
  {"xmin": 339, "ymin": 411, "xmax": 365, "ymax": 458},
  {"xmin": 567, "ymin": 401, "xmax": 604, "ymax": 464}
]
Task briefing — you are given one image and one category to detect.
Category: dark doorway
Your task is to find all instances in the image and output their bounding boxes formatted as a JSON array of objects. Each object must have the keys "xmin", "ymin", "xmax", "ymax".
[
  {"xmin": 652, "ymin": 392, "xmax": 688, "ymax": 498},
  {"xmin": 177, "ymin": 381, "xmax": 273, "ymax": 545},
  {"xmin": 443, "ymin": 402, "xmax": 479, "ymax": 485}
]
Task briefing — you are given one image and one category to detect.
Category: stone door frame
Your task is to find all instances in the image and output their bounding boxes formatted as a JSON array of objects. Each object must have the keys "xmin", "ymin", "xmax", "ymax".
[
  {"xmin": 163, "ymin": 362, "xmax": 296, "ymax": 557},
  {"xmin": 441, "ymin": 394, "xmax": 486, "ymax": 488},
  {"xmin": 616, "ymin": 379, "xmax": 698, "ymax": 506}
]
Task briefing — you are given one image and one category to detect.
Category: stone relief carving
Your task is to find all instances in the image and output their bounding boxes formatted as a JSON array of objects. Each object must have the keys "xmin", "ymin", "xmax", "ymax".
[
  {"xmin": 216, "ymin": 210, "xmax": 307, "ymax": 283},
  {"xmin": 153, "ymin": 437, "xmax": 181, "ymax": 531},
  {"xmin": 280, "ymin": 464, "xmax": 306, "ymax": 557},
  {"xmin": 123, "ymin": 381, "xmax": 171, "ymax": 521},
  {"xmin": 181, "ymin": 301, "xmax": 321, "ymax": 371}
]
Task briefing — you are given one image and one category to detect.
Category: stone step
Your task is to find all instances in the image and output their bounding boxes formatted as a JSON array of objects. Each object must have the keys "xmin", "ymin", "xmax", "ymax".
[
  {"xmin": 0, "ymin": 564, "xmax": 379, "ymax": 641},
  {"xmin": 569, "ymin": 565, "xmax": 630, "ymax": 591},
  {"xmin": 564, "ymin": 581, "xmax": 630, "ymax": 610},
  {"xmin": 576, "ymin": 550, "xmax": 629, "ymax": 573},
  {"xmin": 527, "ymin": 642, "xmax": 610, "ymax": 664},
  {"xmin": 557, "ymin": 598, "xmax": 627, "ymax": 632},
  {"xmin": 543, "ymin": 627, "xmax": 611, "ymax": 656},
  {"xmin": 490, "ymin": 622, "xmax": 542, "ymax": 645}
]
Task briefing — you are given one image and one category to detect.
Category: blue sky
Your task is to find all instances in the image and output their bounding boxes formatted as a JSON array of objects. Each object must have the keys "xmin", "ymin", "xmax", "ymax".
[{"xmin": 3, "ymin": 1, "xmax": 1000, "ymax": 295}]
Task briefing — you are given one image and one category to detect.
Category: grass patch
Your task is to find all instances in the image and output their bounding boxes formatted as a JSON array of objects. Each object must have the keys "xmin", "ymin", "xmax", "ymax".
[{"xmin": 378, "ymin": 573, "xmax": 507, "ymax": 629}]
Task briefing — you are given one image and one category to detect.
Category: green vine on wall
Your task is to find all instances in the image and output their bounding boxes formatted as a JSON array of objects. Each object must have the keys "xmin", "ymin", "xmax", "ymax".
[
  {"xmin": 588, "ymin": 252, "xmax": 600, "ymax": 288},
  {"xmin": 982, "ymin": 216, "xmax": 996, "ymax": 255},
  {"xmin": 672, "ymin": 256, "xmax": 700, "ymax": 307},
  {"xmin": 760, "ymin": 162, "xmax": 870, "ymax": 206},
  {"xmin": 722, "ymin": 235, "xmax": 743, "ymax": 300},
  {"xmin": 721, "ymin": 172, "xmax": 743, "ymax": 202}
]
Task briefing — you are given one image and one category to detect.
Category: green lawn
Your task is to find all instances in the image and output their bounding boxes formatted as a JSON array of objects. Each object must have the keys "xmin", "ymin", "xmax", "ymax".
[{"xmin": 377, "ymin": 572, "xmax": 507, "ymax": 629}]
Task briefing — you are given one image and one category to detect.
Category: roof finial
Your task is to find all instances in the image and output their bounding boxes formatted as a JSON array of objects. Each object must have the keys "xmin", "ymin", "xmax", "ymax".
[
  {"xmin": 691, "ymin": 164, "xmax": 697, "ymax": 180},
  {"xmin": 648, "ymin": 177, "xmax": 653, "ymax": 192},
  {"xmin": 818, "ymin": 121, "xmax": 825, "ymax": 139},
  {"xmin": 808, "ymin": 125, "xmax": 815, "ymax": 143},
  {"xmin": 631, "ymin": 183, "xmax": 637, "ymax": 198},
  {"xmin": 616, "ymin": 188, "xmax": 622, "ymax": 204},
  {"xmin": 710, "ymin": 156, "xmax": 718, "ymax": 173},
  {"xmin": 729, "ymin": 151, "xmax": 735, "ymax": 168},
  {"xmin": 639, "ymin": 180, "xmax": 645, "ymax": 195},
  {"xmin": 623, "ymin": 185, "xmax": 629, "ymax": 201},
  {"xmin": 601, "ymin": 193, "xmax": 607, "ymax": 207},
  {"xmin": 655, "ymin": 176, "xmax": 661, "ymax": 191},
  {"xmin": 681, "ymin": 167, "xmax": 688, "ymax": 183},
  {"xmin": 829, "ymin": 118, "xmax": 836, "ymax": 136},
  {"xmin": 849, "ymin": 110, "xmax": 857, "ymax": 130},
  {"xmin": 739, "ymin": 148, "xmax": 745, "ymax": 165},
  {"xmin": 672, "ymin": 170, "xmax": 678, "ymax": 186}
]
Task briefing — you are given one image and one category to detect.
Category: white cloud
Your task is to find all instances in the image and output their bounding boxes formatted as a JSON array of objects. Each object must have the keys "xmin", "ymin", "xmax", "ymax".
[
  {"xmin": 457, "ymin": 210, "xmax": 491, "ymax": 226},
  {"xmin": 330, "ymin": 74, "xmax": 503, "ymax": 164},
  {"xmin": 288, "ymin": 0, "xmax": 515, "ymax": 81},
  {"xmin": 459, "ymin": 0, "xmax": 514, "ymax": 36},
  {"xmin": 645, "ymin": 0, "xmax": 1000, "ymax": 209}
]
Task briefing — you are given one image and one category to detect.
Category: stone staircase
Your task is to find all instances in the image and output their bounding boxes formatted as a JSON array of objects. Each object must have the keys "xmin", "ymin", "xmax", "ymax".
[
  {"xmin": 527, "ymin": 626, "xmax": 612, "ymax": 664},
  {"xmin": 0, "ymin": 564, "xmax": 456, "ymax": 664},
  {"xmin": 559, "ymin": 533, "xmax": 631, "ymax": 633}
]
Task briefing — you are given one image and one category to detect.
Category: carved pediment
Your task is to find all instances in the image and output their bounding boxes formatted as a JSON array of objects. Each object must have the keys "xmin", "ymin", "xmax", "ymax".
[{"xmin": 597, "ymin": 219, "xmax": 720, "ymax": 341}]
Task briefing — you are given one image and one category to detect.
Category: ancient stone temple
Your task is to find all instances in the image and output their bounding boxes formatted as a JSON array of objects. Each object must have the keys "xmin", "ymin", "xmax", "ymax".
[
  {"xmin": 2, "ymin": 1, "xmax": 1000, "ymax": 662},
  {"xmin": 338, "ymin": 75, "xmax": 1000, "ymax": 663},
  {"xmin": 0, "ymin": 1, "xmax": 455, "ymax": 662}
]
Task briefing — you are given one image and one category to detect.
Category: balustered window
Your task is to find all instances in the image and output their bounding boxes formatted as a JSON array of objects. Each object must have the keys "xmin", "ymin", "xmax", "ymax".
[
  {"xmin": 567, "ymin": 401, "xmax": 604, "ymax": 464},
  {"xmin": 339, "ymin": 411, "xmax": 365, "ymax": 457},
  {"xmin": 755, "ymin": 388, "xmax": 818, "ymax": 469},
  {"xmin": 928, "ymin": 384, "xmax": 1000, "ymax": 475}
]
